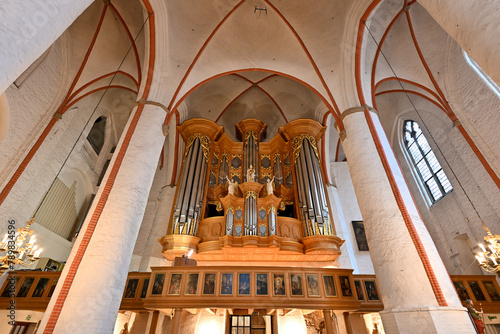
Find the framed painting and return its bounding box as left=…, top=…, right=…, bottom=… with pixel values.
left=167, top=273, right=182, bottom=295
left=221, top=273, right=233, bottom=295
left=290, top=274, right=303, bottom=296
left=203, top=273, right=216, bottom=295
left=364, top=281, right=380, bottom=301
left=17, top=277, right=35, bottom=298
left=151, top=273, right=165, bottom=295
left=453, top=281, right=470, bottom=302
left=47, top=278, right=58, bottom=298
left=140, top=279, right=150, bottom=298
left=306, top=274, right=321, bottom=297
left=238, top=273, right=251, bottom=295
left=1, top=277, right=17, bottom=298
left=273, top=274, right=285, bottom=296
left=323, top=275, right=337, bottom=297
left=124, top=278, right=139, bottom=299
left=256, top=273, right=268, bottom=296
left=354, top=280, right=364, bottom=301
left=339, top=276, right=353, bottom=297
left=469, top=281, right=486, bottom=301
left=483, top=281, right=500, bottom=301
left=32, top=278, right=50, bottom=298
left=352, top=221, right=369, bottom=251
left=185, top=273, right=199, bottom=295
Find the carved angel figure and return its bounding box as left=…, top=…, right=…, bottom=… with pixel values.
left=226, top=176, right=238, bottom=195
left=266, top=176, right=275, bottom=195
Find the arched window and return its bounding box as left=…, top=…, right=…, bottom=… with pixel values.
left=403, top=120, right=452, bottom=202
left=87, top=116, right=106, bottom=155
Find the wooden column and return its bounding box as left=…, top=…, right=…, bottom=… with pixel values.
left=323, top=310, right=337, bottom=334
left=343, top=312, right=353, bottom=334
left=170, top=309, right=183, bottom=333
left=148, top=311, right=159, bottom=334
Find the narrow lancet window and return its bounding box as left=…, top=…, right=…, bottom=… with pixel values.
left=404, top=120, right=452, bottom=202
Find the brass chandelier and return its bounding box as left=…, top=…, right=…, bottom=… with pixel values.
left=475, top=222, right=500, bottom=273
left=0, top=218, right=43, bottom=272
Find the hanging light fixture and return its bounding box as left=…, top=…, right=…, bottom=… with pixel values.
left=475, top=222, right=500, bottom=273
left=0, top=218, right=43, bottom=273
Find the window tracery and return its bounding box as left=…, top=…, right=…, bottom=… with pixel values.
left=403, top=120, right=452, bottom=202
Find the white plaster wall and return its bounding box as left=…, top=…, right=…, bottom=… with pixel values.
left=278, top=309, right=307, bottom=334
left=0, top=38, right=66, bottom=186
left=0, top=0, right=95, bottom=94
left=417, top=0, right=500, bottom=85
left=195, top=309, right=225, bottom=334
left=0, top=93, right=9, bottom=144
left=445, top=41, right=500, bottom=176
left=329, top=163, right=375, bottom=274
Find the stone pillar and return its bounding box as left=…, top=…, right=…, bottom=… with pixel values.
left=323, top=310, right=337, bottom=334
left=416, top=0, right=500, bottom=85
left=0, top=0, right=95, bottom=94
left=37, top=104, right=166, bottom=333
left=340, top=108, right=474, bottom=333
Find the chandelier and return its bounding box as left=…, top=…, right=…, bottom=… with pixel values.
left=475, top=222, right=500, bottom=273
left=0, top=218, right=43, bottom=272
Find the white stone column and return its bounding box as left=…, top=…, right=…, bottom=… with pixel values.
left=340, top=108, right=474, bottom=333
left=416, top=0, right=500, bottom=85
left=0, top=0, right=94, bottom=94
left=37, top=104, right=166, bottom=334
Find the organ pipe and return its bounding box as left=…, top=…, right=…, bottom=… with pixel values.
left=171, top=134, right=210, bottom=236
left=293, top=135, right=331, bottom=236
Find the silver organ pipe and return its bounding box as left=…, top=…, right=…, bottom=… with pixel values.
left=294, top=136, right=330, bottom=236
left=268, top=206, right=276, bottom=236
left=273, top=155, right=283, bottom=186
left=303, top=140, right=323, bottom=225
left=171, top=136, right=209, bottom=236
left=171, top=137, right=195, bottom=233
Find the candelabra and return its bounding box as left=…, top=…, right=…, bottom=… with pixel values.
left=0, top=218, right=43, bottom=272
left=475, top=222, right=500, bottom=273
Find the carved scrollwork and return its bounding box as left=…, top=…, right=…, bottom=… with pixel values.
left=292, top=134, right=319, bottom=162
left=185, top=134, right=211, bottom=162
left=244, top=130, right=258, bottom=146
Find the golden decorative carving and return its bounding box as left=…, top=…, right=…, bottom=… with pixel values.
left=267, top=206, right=277, bottom=214
left=244, top=130, right=259, bottom=146
left=184, top=134, right=211, bottom=162
left=261, top=172, right=272, bottom=179
left=245, top=191, right=257, bottom=200
left=208, top=200, right=223, bottom=212
left=292, top=134, right=319, bottom=162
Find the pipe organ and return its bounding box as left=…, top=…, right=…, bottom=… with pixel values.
left=171, top=134, right=210, bottom=236
left=159, top=118, right=344, bottom=262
